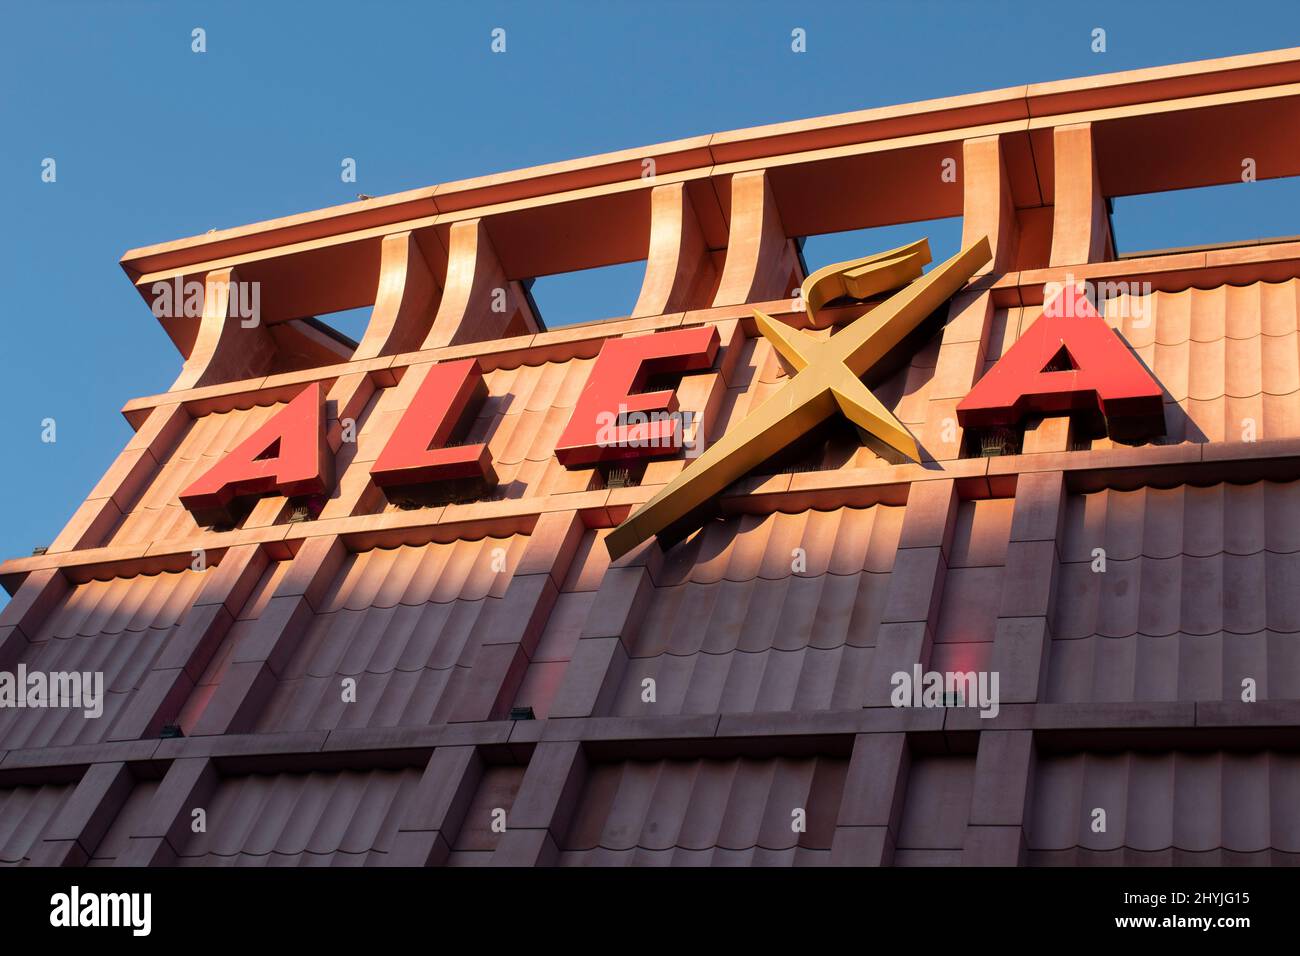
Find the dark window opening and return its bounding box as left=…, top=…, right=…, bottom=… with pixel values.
left=594, top=459, right=647, bottom=490
left=1041, top=346, right=1077, bottom=373
left=526, top=259, right=647, bottom=328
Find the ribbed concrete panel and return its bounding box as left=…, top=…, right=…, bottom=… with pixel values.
left=110, top=402, right=287, bottom=545
left=1050, top=481, right=1300, bottom=702
left=1028, top=751, right=1300, bottom=863
left=251, top=536, right=528, bottom=733
left=0, top=568, right=207, bottom=748
left=556, top=755, right=847, bottom=866
left=175, top=768, right=422, bottom=866
left=608, top=507, right=903, bottom=716
left=1107, top=279, right=1300, bottom=443
left=0, top=782, right=77, bottom=866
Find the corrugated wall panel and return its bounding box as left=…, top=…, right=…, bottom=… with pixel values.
left=1050, top=481, right=1300, bottom=702
left=251, top=536, right=528, bottom=734
left=0, top=782, right=77, bottom=866
left=608, top=506, right=902, bottom=717
left=1028, top=751, right=1300, bottom=863
left=1107, top=279, right=1300, bottom=443
left=176, top=768, right=422, bottom=866
left=556, top=755, right=846, bottom=866
left=0, top=568, right=207, bottom=748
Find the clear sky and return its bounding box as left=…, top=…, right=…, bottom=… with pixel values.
left=2, top=0, right=1298, bottom=603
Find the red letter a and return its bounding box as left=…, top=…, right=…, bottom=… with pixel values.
left=180, top=383, right=332, bottom=525
left=956, top=286, right=1164, bottom=437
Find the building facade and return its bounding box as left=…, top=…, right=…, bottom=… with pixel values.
left=3, top=48, right=1300, bottom=866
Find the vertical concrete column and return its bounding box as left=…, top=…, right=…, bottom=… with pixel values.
left=390, top=746, right=485, bottom=866
left=711, top=170, right=802, bottom=307
left=972, top=463, right=1071, bottom=868
left=116, top=756, right=219, bottom=866
left=0, top=567, right=68, bottom=672
left=28, top=761, right=136, bottom=866
left=863, top=479, right=957, bottom=705
left=961, top=134, right=1020, bottom=275
left=354, top=231, right=441, bottom=360
left=491, top=741, right=587, bottom=866
left=450, top=511, right=585, bottom=723
left=111, top=543, right=270, bottom=740
left=423, top=219, right=538, bottom=349
left=632, top=182, right=718, bottom=317
left=547, top=536, right=663, bottom=719
left=989, top=469, right=1067, bottom=703
left=962, top=730, right=1036, bottom=865
left=920, top=291, right=997, bottom=462
left=312, top=370, right=383, bottom=521
left=172, top=267, right=277, bottom=391
left=1049, top=123, right=1113, bottom=267
left=830, top=733, right=910, bottom=865
left=48, top=403, right=190, bottom=553
left=189, top=534, right=347, bottom=735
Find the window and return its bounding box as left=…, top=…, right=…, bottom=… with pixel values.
left=525, top=259, right=647, bottom=328
left=1111, top=177, right=1300, bottom=256
left=800, top=216, right=963, bottom=276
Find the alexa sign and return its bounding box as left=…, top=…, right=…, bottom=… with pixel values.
left=179, top=237, right=1164, bottom=556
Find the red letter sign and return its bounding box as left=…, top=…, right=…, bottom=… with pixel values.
left=555, top=325, right=719, bottom=466
left=371, top=359, right=496, bottom=488
left=180, top=383, right=332, bottom=525
left=956, top=286, right=1164, bottom=436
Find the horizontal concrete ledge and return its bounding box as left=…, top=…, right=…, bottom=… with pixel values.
left=990, top=239, right=1300, bottom=306
left=2, top=702, right=1298, bottom=782
left=120, top=47, right=1300, bottom=280
left=6, top=436, right=1300, bottom=589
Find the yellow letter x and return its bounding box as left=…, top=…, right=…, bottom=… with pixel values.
left=605, top=235, right=991, bottom=560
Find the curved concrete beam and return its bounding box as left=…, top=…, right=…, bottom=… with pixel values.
left=711, top=170, right=803, bottom=307
left=962, top=135, right=1020, bottom=275
left=632, top=182, right=718, bottom=317
left=172, top=268, right=276, bottom=391
left=353, top=231, right=441, bottom=360
left=423, top=219, right=538, bottom=350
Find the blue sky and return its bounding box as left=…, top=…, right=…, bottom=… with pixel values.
left=1, top=0, right=1298, bottom=600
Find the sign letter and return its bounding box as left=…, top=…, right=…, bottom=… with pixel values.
left=180, top=383, right=332, bottom=525
left=371, top=359, right=496, bottom=488
left=956, top=286, right=1164, bottom=437
left=555, top=325, right=719, bottom=466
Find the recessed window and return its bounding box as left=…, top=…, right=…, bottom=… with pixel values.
left=314, top=305, right=372, bottom=345
left=800, top=216, right=963, bottom=277
left=1112, top=177, right=1300, bottom=256
left=526, top=260, right=647, bottom=328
